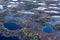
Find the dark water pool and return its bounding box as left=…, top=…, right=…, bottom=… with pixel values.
left=42, top=26, right=53, bottom=33
left=4, top=22, right=23, bottom=30
left=0, top=36, right=19, bottom=40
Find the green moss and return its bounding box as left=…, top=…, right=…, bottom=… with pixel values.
left=21, top=30, right=41, bottom=40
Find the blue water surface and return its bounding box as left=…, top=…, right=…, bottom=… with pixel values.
left=4, top=22, right=23, bottom=30
left=42, top=26, right=53, bottom=33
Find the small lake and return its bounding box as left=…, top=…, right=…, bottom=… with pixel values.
left=4, top=22, right=23, bottom=30
left=42, top=26, right=53, bottom=33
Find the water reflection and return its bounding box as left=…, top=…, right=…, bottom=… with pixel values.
left=48, top=21, right=60, bottom=25
left=48, top=21, right=56, bottom=25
